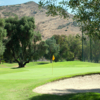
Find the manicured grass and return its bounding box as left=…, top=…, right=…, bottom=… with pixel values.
left=0, top=61, right=100, bottom=100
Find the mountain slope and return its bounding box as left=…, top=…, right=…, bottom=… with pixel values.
left=0, top=1, right=81, bottom=40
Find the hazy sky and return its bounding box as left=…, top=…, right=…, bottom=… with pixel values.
left=0, top=0, right=73, bottom=14
left=0, top=0, right=40, bottom=5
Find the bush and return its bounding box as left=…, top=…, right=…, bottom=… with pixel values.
left=33, top=11, right=37, bottom=14
left=67, top=52, right=74, bottom=61
left=0, top=6, right=5, bottom=10
left=2, top=12, right=17, bottom=17
left=57, top=22, right=71, bottom=29
left=72, top=21, right=78, bottom=27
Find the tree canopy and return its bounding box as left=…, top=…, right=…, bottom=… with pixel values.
left=0, top=18, right=7, bottom=56
left=4, top=16, right=48, bottom=67
left=53, top=35, right=82, bottom=61
left=44, top=36, right=60, bottom=62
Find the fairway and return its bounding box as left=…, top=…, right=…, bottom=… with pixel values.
left=0, top=61, right=100, bottom=100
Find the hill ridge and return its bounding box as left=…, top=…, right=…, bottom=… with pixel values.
left=0, top=1, right=81, bottom=40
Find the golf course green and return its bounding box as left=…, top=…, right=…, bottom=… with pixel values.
left=0, top=61, right=100, bottom=100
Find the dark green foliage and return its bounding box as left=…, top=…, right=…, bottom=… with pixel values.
left=44, top=37, right=60, bottom=62
left=30, top=93, right=100, bottom=100
left=0, top=55, right=4, bottom=63
left=83, top=36, right=100, bottom=63
left=4, top=16, right=47, bottom=67
left=0, top=18, right=7, bottom=56
left=31, top=41, right=48, bottom=61
left=53, top=35, right=82, bottom=61
left=69, top=0, right=100, bottom=38
left=53, top=35, right=69, bottom=61
left=39, top=1, right=69, bottom=18
left=0, top=42, right=5, bottom=56
left=67, top=35, right=82, bottom=60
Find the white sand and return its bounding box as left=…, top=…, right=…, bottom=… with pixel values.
left=33, top=74, right=100, bottom=95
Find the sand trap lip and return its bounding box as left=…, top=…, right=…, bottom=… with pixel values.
left=33, top=74, right=100, bottom=95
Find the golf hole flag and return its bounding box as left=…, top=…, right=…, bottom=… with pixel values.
left=52, top=55, right=55, bottom=61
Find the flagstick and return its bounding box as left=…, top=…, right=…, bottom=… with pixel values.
left=52, top=61, right=53, bottom=74
left=52, top=55, right=55, bottom=75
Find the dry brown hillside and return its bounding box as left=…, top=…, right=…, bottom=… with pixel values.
left=0, top=1, right=82, bottom=40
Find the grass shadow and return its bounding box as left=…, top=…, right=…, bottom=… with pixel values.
left=29, top=92, right=100, bottom=100
left=37, top=62, right=49, bottom=65
left=11, top=67, right=19, bottom=69
left=11, top=67, right=25, bottom=69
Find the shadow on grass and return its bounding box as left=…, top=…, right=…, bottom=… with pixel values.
left=37, top=62, right=49, bottom=65
left=11, top=67, right=25, bottom=69
left=11, top=67, right=19, bottom=69
left=29, top=92, right=100, bottom=100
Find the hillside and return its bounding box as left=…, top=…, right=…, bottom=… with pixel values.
left=0, top=1, right=81, bottom=40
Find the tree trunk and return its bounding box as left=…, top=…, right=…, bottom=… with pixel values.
left=18, top=62, right=25, bottom=68
left=18, top=60, right=29, bottom=68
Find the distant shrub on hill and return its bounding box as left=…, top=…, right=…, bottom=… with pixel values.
left=72, top=21, right=78, bottom=27
left=2, top=12, right=17, bottom=17
left=57, top=21, right=78, bottom=29
left=0, top=6, right=5, bottom=10
left=33, top=11, right=37, bottom=14
left=57, top=22, right=71, bottom=29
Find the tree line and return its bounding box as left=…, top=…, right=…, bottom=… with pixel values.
left=0, top=16, right=82, bottom=67
left=45, top=34, right=82, bottom=62
left=1, top=16, right=99, bottom=68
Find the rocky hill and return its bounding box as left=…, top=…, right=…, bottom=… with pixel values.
left=0, top=1, right=81, bottom=40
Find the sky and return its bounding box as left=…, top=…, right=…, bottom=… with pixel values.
left=0, top=0, right=73, bottom=14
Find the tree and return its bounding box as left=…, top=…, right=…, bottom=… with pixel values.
left=53, top=35, right=82, bottom=61
left=32, top=41, right=48, bottom=61
left=4, top=16, right=47, bottom=67
left=39, top=0, right=100, bottom=38
left=83, top=37, right=100, bottom=63
left=92, top=39, right=100, bottom=63
left=53, top=35, right=70, bottom=61
left=44, top=37, right=60, bottom=63
left=0, top=18, right=7, bottom=64
left=66, top=35, right=82, bottom=60
left=0, top=18, right=7, bottom=56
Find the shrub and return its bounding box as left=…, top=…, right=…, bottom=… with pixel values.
left=2, top=12, right=17, bottom=17
left=0, top=6, right=5, bottom=10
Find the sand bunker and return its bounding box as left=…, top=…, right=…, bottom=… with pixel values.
left=33, top=74, right=100, bottom=95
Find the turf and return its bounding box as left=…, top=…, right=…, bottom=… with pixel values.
left=0, top=61, right=100, bottom=100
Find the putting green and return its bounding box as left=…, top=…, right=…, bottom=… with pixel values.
left=0, top=61, right=100, bottom=100
left=0, top=67, right=100, bottom=80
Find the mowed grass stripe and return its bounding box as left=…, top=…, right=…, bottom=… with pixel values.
left=0, top=67, right=100, bottom=80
